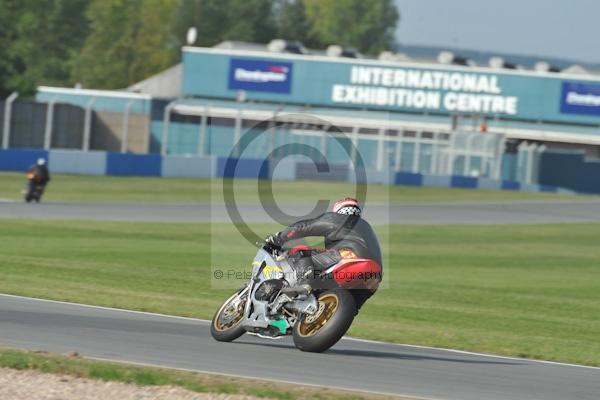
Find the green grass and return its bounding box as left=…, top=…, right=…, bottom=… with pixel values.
left=0, top=348, right=396, bottom=400
left=0, top=172, right=583, bottom=203
left=1, top=219, right=599, bottom=366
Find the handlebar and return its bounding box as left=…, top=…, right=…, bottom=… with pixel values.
left=255, top=240, right=283, bottom=256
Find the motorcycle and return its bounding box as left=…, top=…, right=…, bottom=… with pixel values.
left=210, top=242, right=382, bottom=352
left=23, top=172, right=46, bottom=203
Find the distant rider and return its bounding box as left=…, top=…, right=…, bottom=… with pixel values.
left=26, top=158, right=51, bottom=191
left=265, top=198, right=382, bottom=310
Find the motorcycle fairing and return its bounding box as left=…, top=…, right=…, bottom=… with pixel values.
left=242, top=247, right=302, bottom=330
left=323, top=258, right=382, bottom=290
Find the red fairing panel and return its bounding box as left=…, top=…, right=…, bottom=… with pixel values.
left=329, top=259, right=382, bottom=289
left=289, top=245, right=312, bottom=255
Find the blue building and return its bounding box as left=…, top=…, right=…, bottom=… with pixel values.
left=2, top=40, right=600, bottom=192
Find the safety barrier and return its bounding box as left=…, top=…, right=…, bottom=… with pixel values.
left=392, top=171, right=566, bottom=193
left=217, top=157, right=269, bottom=179
left=539, top=151, right=600, bottom=194
left=162, top=155, right=214, bottom=178
left=49, top=149, right=106, bottom=175
left=0, top=148, right=573, bottom=194
left=0, top=149, right=49, bottom=171
left=395, top=172, right=423, bottom=186
left=106, top=153, right=162, bottom=176
left=450, top=175, right=478, bottom=189
left=295, top=162, right=349, bottom=182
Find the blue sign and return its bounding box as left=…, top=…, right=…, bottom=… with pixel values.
left=228, top=58, right=293, bottom=94
left=560, top=82, right=600, bottom=116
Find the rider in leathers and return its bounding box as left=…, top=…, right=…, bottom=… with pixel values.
left=266, top=198, right=382, bottom=310
left=27, top=158, right=51, bottom=186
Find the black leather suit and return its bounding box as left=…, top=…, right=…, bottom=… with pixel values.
left=273, top=212, right=382, bottom=309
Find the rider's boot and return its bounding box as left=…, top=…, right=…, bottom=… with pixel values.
left=280, top=283, right=311, bottom=297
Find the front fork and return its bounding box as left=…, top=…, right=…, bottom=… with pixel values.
left=241, top=281, right=254, bottom=319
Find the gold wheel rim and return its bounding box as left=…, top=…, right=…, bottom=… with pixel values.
left=297, top=293, right=339, bottom=337
left=214, top=292, right=246, bottom=332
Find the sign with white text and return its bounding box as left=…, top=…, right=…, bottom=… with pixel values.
left=228, top=58, right=293, bottom=94
left=331, top=66, right=518, bottom=115
left=560, top=82, right=600, bottom=116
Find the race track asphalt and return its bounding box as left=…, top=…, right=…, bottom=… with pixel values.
left=2, top=201, right=600, bottom=398
left=2, top=200, right=600, bottom=224
left=0, top=295, right=599, bottom=400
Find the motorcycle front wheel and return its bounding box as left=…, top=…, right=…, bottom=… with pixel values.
left=210, top=288, right=247, bottom=342
left=292, top=289, right=356, bottom=353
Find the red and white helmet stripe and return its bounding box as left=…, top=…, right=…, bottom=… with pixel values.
left=332, top=198, right=361, bottom=215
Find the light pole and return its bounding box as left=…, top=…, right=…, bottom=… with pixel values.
left=2, top=92, right=19, bottom=149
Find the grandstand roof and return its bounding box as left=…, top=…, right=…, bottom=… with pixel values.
left=212, top=40, right=600, bottom=77
left=127, top=63, right=182, bottom=97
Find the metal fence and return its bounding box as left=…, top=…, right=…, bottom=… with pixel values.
left=165, top=105, right=508, bottom=179
left=1, top=94, right=149, bottom=153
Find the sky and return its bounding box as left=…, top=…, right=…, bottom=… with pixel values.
left=394, top=0, right=600, bottom=64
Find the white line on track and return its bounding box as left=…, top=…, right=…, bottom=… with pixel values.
left=0, top=293, right=208, bottom=324
left=342, top=337, right=600, bottom=371
left=2, top=293, right=599, bottom=371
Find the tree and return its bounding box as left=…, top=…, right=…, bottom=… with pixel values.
left=0, top=1, right=18, bottom=97
left=172, top=0, right=276, bottom=48
left=223, top=0, right=276, bottom=44
left=273, top=0, right=320, bottom=48
left=72, top=0, right=179, bottom=89
left=0, top=0, right=91, bottom=97
left=74, top=0, right=279, bottom=89
left=0, top=0, right=401, bottom=94
left=303, top=0, right=399, bottom=54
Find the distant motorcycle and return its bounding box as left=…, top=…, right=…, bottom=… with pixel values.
left=23, top=158, right=50, bottom=203
left=23, top=171, right=46, bottom=203
left=210, top=241, right=382, bottom=352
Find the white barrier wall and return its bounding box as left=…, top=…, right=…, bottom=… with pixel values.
left=49, top=150, right=107, bottom=175
left=161, top=155, right=215, bottom=178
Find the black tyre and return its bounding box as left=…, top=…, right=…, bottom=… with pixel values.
left=210, top=289, right=247, bottom=342
left=292, top=289, right=356, bottom=353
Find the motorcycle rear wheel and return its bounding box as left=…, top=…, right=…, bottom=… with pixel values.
left=292, top=289, right=356, bottom=353
left=210, top=288, right=247, bottom=342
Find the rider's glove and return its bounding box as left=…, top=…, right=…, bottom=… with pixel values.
left=265, top=233, right=282, bottom=247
